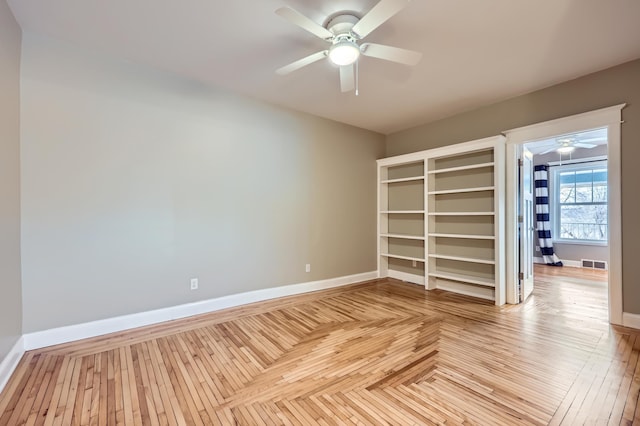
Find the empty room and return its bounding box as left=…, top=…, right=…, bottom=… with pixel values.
left=1, top=0, right=640, bottom=424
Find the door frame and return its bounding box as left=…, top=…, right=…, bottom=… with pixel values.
left=503, top=104, right=625, bottom=325
left=518, top=145, right=534, bottom=302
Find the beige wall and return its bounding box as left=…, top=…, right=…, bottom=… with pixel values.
left=0, top=1, right=22, bottom=361
left=387, top=58, right=640, bottom=314
left=20, top=34, right=385, bottom=333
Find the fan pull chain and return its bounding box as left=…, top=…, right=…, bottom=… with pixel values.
left=355, top=60, right=359, bottom=96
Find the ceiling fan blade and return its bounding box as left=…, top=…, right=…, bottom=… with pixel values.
left=276, top=50, right=328, bottom=75
left=360, top=43, right=422, bottom=66
left=577, top=137, right=606, bottom=143
left=340, top=64, right=355, bottom=92
left=539, top=147, right=559, bottom=155
left=275, top=7, right=334, bottom=40
left=351, top=0, right=410, bottom=39
left=574, top=143, right=597, bottom=149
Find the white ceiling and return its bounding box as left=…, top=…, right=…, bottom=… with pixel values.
left=526, top=127, right=608, bottom=155
left=7, top=0, right=640, bottom=134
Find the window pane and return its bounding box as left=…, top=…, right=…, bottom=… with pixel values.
left=592, top=169, right=607, bottom=202
left=560, top=205, right=608, bottom=241
left=559, top=171, right=575, bottom=203
left=593, top=182, right=607, bottom=202
left=592, top=169, right=607, bottom=183
left=574, top=170, right=592, bottom=202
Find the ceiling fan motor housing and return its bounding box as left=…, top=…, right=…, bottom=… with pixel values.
left=327, top=14, right=360, bottom=38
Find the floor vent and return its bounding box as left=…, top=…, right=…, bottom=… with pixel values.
left=581, top=259, right=608, bottom=270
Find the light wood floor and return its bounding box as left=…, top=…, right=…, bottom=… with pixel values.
left=1, top=265, right=638, bottom=425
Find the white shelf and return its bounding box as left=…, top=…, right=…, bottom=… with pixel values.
left=428, top=162, right=494, bottom=175
left=381, top=210, right=426, bottom=214
left=381, top=176, right=425, bottom=184
left=434, top=279, right=496, bottom=300
left=428, top=186, right=495, bottom=195
left=381, top=253, right=425, bottom=262
left=428, top=254, right=495, bottom=265
left=381, top=233, right=425, bottom=241
left=428, top=233, right=495, bottom=240
left=428, top=271, right=495, bottom=288
left=428, top=211, right=494, bottom=216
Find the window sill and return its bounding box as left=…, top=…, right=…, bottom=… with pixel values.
left=553, top=239, right=608, bottom=247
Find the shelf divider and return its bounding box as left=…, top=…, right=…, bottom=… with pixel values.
left=428, top=161, right=494, bottom=175
left=381, top=233, right=425, bottom=241
left=428, top=233, right=494, bottom=240
left=428, top=271, right=495, bottom=287
left=381, top=176, right=425, bottom=184
left=428, top=253, right=495, bottom=265
left=381, top=210, right=426, bottom=214
left=381, top=253, right=425, bottom=262
left=428, top=211, right=494, bottom=216
left=428, top=186, right=495, bottom=195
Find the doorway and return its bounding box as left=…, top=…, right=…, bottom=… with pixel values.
left=503, top=104, right=624, bottom=325
left=519, top=128, right=608, bottom=302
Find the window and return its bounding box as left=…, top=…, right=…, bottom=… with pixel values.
left=552, top=160, right=607, bottom=243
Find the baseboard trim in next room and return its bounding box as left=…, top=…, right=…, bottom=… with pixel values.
left=533, top=257, right=582, bottom=268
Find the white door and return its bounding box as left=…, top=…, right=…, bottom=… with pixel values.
left=519, top=146, right=535, bottom=301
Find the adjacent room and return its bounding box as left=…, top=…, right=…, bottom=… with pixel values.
left=1, top=0, right=640, bottom=424
left=522, top=129, right=611, bottom=312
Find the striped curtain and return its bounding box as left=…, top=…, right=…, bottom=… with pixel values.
left=534, top=165, right=563, bottom=266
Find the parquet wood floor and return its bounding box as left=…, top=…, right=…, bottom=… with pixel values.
left=1, top=265, right=638, bottom=425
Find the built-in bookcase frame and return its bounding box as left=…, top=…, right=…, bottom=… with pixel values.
left=377, top=136, right=506, bottom=305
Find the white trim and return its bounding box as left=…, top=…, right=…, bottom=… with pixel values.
left=505, top=142, right=518, bottom=304
left=547, top=155, right=607, bottom=167
left=533, top=257, right=582, bottom=268
left=622, top=312, right=640, bottom=330
left=434, top=279, right=495, bottom=301
left=0, top=336, right=25, bottom=395
left=607, top=107, right=624, bottom=325
left=23, top=271, right=377, bottom=351
left=504, top=104, right=625, bottom=325
left=387, top=269, right=425, bottom=286
left=377, top=135, right=503, bottom=166
left=503, top=104, right=625, bottom=142
left=553, top=239, right=607, bottom=247
left=494, top=140, right=506, bottom=305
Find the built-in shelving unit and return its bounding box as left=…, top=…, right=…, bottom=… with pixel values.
left=377, top=157, right=426, bottom=286
left=377, top=136, right=505, bottom=305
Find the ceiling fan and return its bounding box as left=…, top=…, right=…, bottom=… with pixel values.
left=275, top=0, right=422, bottom=93
left=539, top=137, right=599, bottom=155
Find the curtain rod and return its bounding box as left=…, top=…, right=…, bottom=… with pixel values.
left=546, top=155, right=607, bottom=167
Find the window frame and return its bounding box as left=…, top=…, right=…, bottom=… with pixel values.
left=551, top=159, right=608, bottom=246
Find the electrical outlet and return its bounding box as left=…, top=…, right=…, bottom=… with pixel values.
left=412, top=260, right=417, bottom=267
left=536, top=246, right=541, bottom=252
left=190, top=278, right=198, bottom=290
left=305, top=264, right=311, bottom=273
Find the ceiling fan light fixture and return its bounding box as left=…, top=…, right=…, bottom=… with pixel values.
left=557, top=146, right=575, bottom=154
left=329, top=39, right=360, bottom=66
left=275, top=1, right=421, bottom=91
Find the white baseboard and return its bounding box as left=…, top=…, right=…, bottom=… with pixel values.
left=622, top=312, right=640, bottom=330
left=434, top=279, right=495, bottom=301
left=23, top=271, right=377, bottom=351
left=533, top=257, right=581, bottom=268
left=387, top=270, right=425, bottom=286
left=0, top=336, right=25, bottom=395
